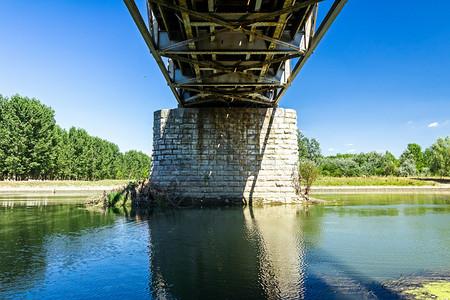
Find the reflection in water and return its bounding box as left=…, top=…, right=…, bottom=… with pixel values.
left=147, top=206, right=323, bottom=299
left=147, top=207, right=266, bottom=299
left=0, top=193, right=449, bottom=299
left=243, top=206, right=306, bottom=299
left=0, top=200, right=118, bottom=297
left=2, top=200, right=49, bottom=207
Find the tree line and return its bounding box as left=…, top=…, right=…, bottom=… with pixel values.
left=298, top=131, right=450, bottom=177
left=0, top=94, right=151, bottom=181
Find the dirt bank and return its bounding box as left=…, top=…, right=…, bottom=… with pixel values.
left=0, top=180, right=127, bottom=194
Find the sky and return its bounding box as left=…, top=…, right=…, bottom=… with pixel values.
left=0, top=0, right=449, bottom=158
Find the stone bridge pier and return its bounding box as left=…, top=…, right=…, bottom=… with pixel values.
left=150, top=108, right=300, bottom=204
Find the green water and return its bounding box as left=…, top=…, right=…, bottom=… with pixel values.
left=0, top=193, right=449, bottom=299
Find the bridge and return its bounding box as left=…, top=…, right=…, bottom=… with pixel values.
left=124, top=0, right=347, bottom=203
left=125, top=0, right=346, bottom=107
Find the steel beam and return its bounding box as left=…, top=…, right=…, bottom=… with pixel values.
left=126, top=0, right=345, bottom=107
left=274, top=0, right=348, bottom=105
left=159, top=50, right=300, bottom=55
left=123, top=0, right=183, bottom=106
left=148, top=0, right=317, bottom=50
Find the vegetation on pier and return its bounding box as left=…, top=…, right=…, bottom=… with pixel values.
left=86, top=179, right=187, bottom=208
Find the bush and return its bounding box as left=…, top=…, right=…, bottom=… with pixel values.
left=298, top=159, right=319, bottom=199
left=384, top=163, right=400, bottom=176
left=420, top=167, right=431, bottom=177
left=399, top=158, right=417, bottom=177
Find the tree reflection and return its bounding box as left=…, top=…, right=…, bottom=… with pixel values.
left=0, top=198, right=117, bottom=296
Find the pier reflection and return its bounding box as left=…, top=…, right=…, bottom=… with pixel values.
left=146, top=205, right=323, bottom=299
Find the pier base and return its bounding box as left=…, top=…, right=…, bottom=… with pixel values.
left=150, top=108, right=300, bottom=204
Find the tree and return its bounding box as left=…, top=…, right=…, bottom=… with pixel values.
left=399, top=159, right=417, bottom=177
left=383, top=151, right=397, bottom=164
left=398, top=149, right=417, bottom=176
left=384, top=163, right=400, bottom=176
left=298, top=159, right=319, bottom=200
left=429, top=136, right=450, bottom=176
left=298, top=131, right=321, bottom=161
left=399, top=149, right=414, bottom=163
left=120, top=150, right=152, bottom=180
left=0, top=94, right=153, bottom=181
left=0, top=94, right=57, bottom=180
left=423, top=148, right=433, bottom=170
left=407, top=143, right=425, bottom=171
left=54, top=126, right=72, bottom=179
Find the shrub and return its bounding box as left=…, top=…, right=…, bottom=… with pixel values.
left=399, top=158, right=417, bottom=177
left=298, top=159, right=319, bottom=200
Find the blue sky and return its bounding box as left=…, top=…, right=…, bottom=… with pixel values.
left=0, top=0, right=448, bottom=157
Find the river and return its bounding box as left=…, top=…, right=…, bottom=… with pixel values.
left=0, top=193, right=449, bottom=299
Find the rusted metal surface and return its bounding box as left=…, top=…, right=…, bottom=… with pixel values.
left=124, top=0, right=347, bottom=107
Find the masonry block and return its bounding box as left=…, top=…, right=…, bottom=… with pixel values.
left=150, top=108, right=300, bottom=204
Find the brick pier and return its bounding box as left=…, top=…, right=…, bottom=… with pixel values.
left=150, top=108, right=300, bottom=204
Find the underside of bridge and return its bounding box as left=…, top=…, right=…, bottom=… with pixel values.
left=125, top=0, right=347, bottom=203
left=125, top=0, right=347, bottom=107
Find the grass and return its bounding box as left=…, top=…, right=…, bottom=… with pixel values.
left=313, top=176, right=446, bottom=186
left=0, top=179, right=130, bottom=189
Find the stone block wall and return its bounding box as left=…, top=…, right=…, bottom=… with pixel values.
left=151, top=108, right=300, bottom=204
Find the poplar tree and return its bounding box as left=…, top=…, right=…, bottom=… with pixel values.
left=0, top=95, right=57, bottom=180
left=0, top=94, right=151, bottom=180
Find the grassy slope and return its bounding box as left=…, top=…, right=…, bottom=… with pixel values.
left=313, top=176, right=448, bottom=186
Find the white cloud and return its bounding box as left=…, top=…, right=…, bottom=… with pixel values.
left=328, top=148, right=337, bottom=151
left=406, top=121, right=415, bottom=129
left=345, top=143, right=354, bottom=146
left=347, top=149, right=356, bottom=153
left=428, top=122, right=439, bottom=127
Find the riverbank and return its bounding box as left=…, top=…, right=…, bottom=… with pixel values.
left=314, top=176, right=449, bottom=186
left=311, top=185, right=450, bottom=194
left=310, top=176, right=450, bottom=194
left=0, top=180, right=129, bottom=193
left=1, top=179, right=449, bottom=195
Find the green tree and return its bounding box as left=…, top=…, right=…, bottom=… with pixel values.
left=0, top=94, right=57, bottom=180
left=298, top=131, right=321, bottom=161
left=399, top=149, right=414, bottom=163
left=407, top=143, right=425, bottom=171
left=384, top=163, right=400, bottom=176
left=0, top=94, right=153, bottom=181
left=423, top=147, right=433, bottom=169
left=429, top=136, right=450, bottom=176
left=398, top=149, right=417, bottom=176
left=120, top=150, right=152, bottom=180
left=399, top=158, right=417, bottom=177
left=383, top=151, right=397, bottom=164
left=54, top=127, right=76, bottom=180
left=298, top=159, right=319, bottom=200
